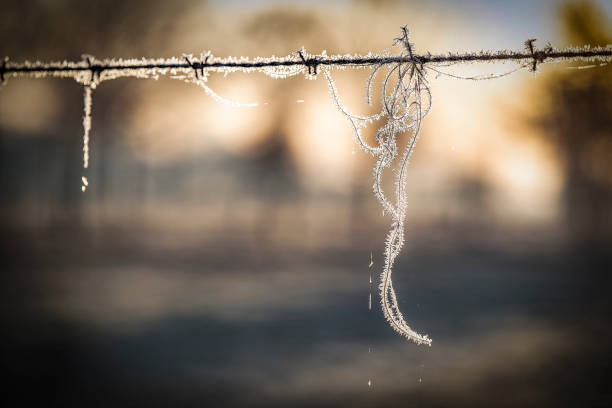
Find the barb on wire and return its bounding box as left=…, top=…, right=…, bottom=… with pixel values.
left=297, top=48, right=320, bottom=76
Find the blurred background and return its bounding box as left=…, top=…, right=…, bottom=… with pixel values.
left=1, top=0, right=611, bottom=406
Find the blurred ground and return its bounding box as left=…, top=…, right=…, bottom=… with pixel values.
left=1, top=0, right=611, bottom=407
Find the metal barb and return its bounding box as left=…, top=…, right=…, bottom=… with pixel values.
left=296, top=49, right=319, bottom=75
left=297, top=49, right=310, bottom=75
left=201, top=54, right=210, bottom=77
left=525, top=39, right=540, bottom=72
left=185, top=56, right=198, bottom=79
left=184, top=55, right=200, bottom=80
left=84, top=55, right=101, bottom=85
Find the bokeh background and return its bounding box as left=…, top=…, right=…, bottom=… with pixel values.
left=1, top=0, right=611, bottom=406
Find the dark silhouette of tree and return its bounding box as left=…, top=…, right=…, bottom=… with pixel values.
left=538, top=0, right=612, bottom=250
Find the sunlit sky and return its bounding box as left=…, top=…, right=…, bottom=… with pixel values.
left=214, top=0, right=612, bottom=45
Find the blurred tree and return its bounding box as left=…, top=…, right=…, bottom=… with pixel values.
left=0, top=0, right=203, bottom=58
left=538, top=0, right=612, bottom=250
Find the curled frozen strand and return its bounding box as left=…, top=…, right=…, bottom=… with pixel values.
left=365, top=64, right=383, bottom=106
left=373, top=156, right=399, bottom=220
left=323, top=70, right=385, bottom=123
left=325, top=27, right=433, bottom=344
left=425, top=63, right=529, bottom=81
left=377, top=30, right=432, bottom=344
left=323, top=70, right=383, bottom=155
left=169, top=73, right=258, bottom=107
left=189, top=77, right=258, bottom=107
left=379, top=225, right=432, bottom=346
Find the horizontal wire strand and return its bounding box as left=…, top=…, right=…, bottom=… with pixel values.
left=2, top=47, right=611, bottom=76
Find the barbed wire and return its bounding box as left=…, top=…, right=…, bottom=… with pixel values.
left=2, top=43, right=611, bottom=82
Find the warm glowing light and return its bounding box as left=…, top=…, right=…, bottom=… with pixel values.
left=127, top=78, right=274, bottom=162
left=284, top=86, right=355, bottom=192
left=0, top=80, right=59, bottom=134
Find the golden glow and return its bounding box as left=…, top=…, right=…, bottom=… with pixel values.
left=0, top=80, right=59, bottom=134
left=284, top=85, right=356, bottom=193
left=126, top=77, right=274, bottom=162
left=423, top=74, right=563, bottom=220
